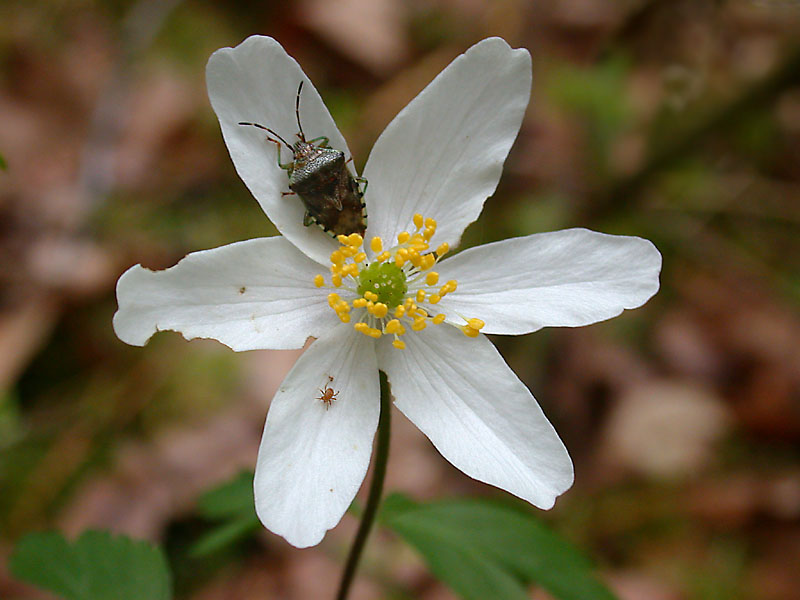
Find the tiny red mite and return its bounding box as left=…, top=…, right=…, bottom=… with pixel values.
left=316, top=376, right=339, bottom=410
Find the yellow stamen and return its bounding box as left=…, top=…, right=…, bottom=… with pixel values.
left=416, top=289, right=426, bottom=302
left=354, top=252, right=367, bottom=263
left=314, top=274, right=325, bottom=287
left=394, top=305, right=405, bottom=318
left=433, top=314, right=446, bottom=325
left=328, top=293, right=341, bottom=307
left=429, top=294, right=441, bottom=304
left=384, top=319, right=402, bottom=334
left=332, top=274, right=342, bottom=287
left=425, top=272, right=439, bottom=286
left=347, top=233, right=363, bottom=247
left=371, top=303, right=388, bottom=318
left=397, top=231, right=410, bottom=244
left=392, top=339, right=406, bottom=350
left=467, top=318, right=485, bottom=330
left=461, top=325, right=480, bottom=338
left=364, top=291, right=378, bottom=302
left=370, top=236, right=383, bottom=253
left=413, top=213, right=424, bottom=229
left=412, top=319, right=426, bottom=331
left=339, top=313, right=351, bottom=323
left=436, top=242, right=449, bottom=256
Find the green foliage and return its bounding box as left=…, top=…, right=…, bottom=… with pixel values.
left=0, top=151, right=6, bottom=171
left=9, top=530, right=172, bottom=600
left=381, top=494, right=617, bottom=600
left=191, top=470, right=259, bottom=557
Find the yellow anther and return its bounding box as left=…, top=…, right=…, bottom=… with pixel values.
left=353, top=298, right=368, bottom=308
left=328, top=293, right=341, bottom=307
left=364, top=291, right=378, bottom=302
left=314, top=274, right=325, bottom=287
left=397, top=231, right=410, bottom=244
left=395, top=254, right=407, bottom=268
left=422, top=254, right=436, bottom=270
left=370, top=236, right=383, bottom=253
left=354, top=252, right=367, bottom=263
left=394, top=305, right=405, bottom=318
left=384, top=319, right=402, bottom=334
left=413, top=214, right=424, bottom=229
left=367, top=327, right=382, bottom=339
left=337, top=234, right=349, bottom=245
left=332, top=274, right=342, bottom=287
left=439, top=284, right=451, bottom=297
left=423, top=227, right=435, bottom=241
left=436, top=242, right=449, bottom=256
left=340, top=246, right=356, bottom=257
left=366, top=301, right=374, bottom=310
left=409, top=253, right=423, bottom=268
left=433, top=313, right=446, bottom=325
left=412, top=319, right=427, bottom=331
left=425, top=217, right=437, bottom=228
left=467, top=318, right=485, bottom=330
left=415, top=308, right=428, bottom=317
left=330, top=250, right=344, bottom=264
left=339, top=313, right=351, bottom=323
left=335, top=300, right=351, bottom=313
left=425, top=272, right=439, bottom=286
left=429, top=294, right=441, bottom=304
left=461, top=325, right=480, bottom=338
left=392, top=339, right=406, bottom=350
left=354, top=322, right=369, bottom=334
left=397, top=324, right=407, bottom=335
left=347, top=233, right=363, bottom=247
left=447, top=280, right=457, bottom=291
left=372, top=303, right=389, bottom=318
left=416, top=289, right=426, bottom=302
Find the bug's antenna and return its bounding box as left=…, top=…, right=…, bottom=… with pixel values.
left=237, top=122, right=293, bottom=150
left=295, top=81, right=305, bottom=140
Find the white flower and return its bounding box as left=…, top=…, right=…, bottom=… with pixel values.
left=113, top=36, right=662, bottom=548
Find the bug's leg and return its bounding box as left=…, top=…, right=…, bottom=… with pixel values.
left=307, top=136, right=330, bottom=147
left=355, top=176, right=369, bottom=195
left=264, top=137, right=294, bottom=172
left=303, top=211, right=315, bottom=227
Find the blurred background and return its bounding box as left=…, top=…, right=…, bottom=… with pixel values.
left=1, top=0, right=799, bottom=598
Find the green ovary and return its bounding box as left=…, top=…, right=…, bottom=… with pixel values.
left=357, top=262, right=407, bottom=308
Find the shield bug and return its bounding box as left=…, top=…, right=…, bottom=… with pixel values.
left=316, top=376, right=339, bottom=410
left=238, top=82, right=367, bottom=237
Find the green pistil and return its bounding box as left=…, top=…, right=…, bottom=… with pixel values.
left=357, top=262, right=407, bottom=308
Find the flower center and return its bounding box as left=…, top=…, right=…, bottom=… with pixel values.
left=313, top=214, right=485, bottom=349
left=356, top=262, right=407, bottom=308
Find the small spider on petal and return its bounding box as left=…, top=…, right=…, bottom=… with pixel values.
left=113, top=36, right=662, bottom=549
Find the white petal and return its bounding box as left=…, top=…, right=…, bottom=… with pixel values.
left=207, top=35, right=353, bottom=265
left=363, top=37, right=531, bottom=248
left=435, top=229, right=662, bottom=335
left=113, top=237, right=337, bottom=351
left=377, top=326, right=573, bottom=509
left=254, top=324, right=379, bottom=547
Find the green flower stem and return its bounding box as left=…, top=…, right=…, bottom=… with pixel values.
left=336, top=370, right=392, bottom=600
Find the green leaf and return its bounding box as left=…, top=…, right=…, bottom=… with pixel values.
left=197, top=470, right=254, bottom=519
left=381, top=495, right=617, bottom=600
left=191, top=470, right=259, bottom=556
left=0, top=152, right=6, bottom=171
left=9, top=530, right=172, bottom=600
